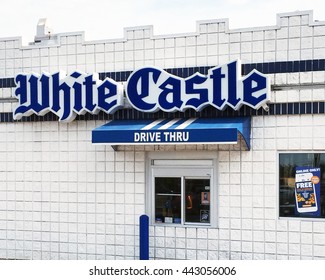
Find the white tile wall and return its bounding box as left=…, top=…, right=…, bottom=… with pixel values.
left=0, top=120, right=144, bottom=259
left=0, top=14, right=324, bottom=110
left=2, top=115, right=324, bottom=260
left=0, top=11, right=324, bottom=77
left=1, top=10, right=325, bottom=260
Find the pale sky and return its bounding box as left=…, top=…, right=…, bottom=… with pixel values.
left=1, top=0, right=325, bottom=45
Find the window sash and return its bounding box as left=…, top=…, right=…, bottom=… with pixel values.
left=152, top=166, right=213, bottom=226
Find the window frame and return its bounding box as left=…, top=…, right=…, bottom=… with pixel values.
left=146, top=151, right=218, bottom=228
left=278, top=151, right=325, bottom=221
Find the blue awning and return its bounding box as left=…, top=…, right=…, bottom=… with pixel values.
left=92, top=117, right=251, bottom=150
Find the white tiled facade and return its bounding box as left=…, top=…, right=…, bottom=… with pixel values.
left=0, top=10, right=325, bottom=260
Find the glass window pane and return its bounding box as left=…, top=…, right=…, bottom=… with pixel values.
left=155, top=177, right=181, bottom=224
left=185, top=178, right=210, bottom=223
left=279, top=153, right=325, bottom=218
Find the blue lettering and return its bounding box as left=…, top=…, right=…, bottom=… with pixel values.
left=39, top=74, right=50, bottom=114
left=227, top=61, right=241, bottom=109
left=13, top=61, right=269, bottom=122
left=84, top=75, right=97, bottom=112
left=29, top=75, right=41, bottom=112
left=98, top=79, right=118, bottom=112
left=127, top=67, right=161, bottom=111
left=14, top=74, right=29, bottom=116
left=13, top=71, right=123, bottom=122
left=185, top=74, right=208, bottom=110
left=51, top=72, right=72, bottom=121
left=242, top=71, right=268, bottom=107
left=209, top=67, right=226, bottom=108
left=71, top=72, right=83, bottom=113
left=52, top=73, right=67, bottom=112
left=158, top=76, right=182, bottom=111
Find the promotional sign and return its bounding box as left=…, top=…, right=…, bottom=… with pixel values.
left=13, top=60, right=270, bottom=122
left=295, top=167, right=321, bottom=216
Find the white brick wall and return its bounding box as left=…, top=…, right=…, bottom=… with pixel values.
left=0, top=10, right=325, bottom=260
left=2, top=115, right=324, bottom=259
left=0, top=120, right=146, bottom=260
left=0, top=12, right=324, bottom=111
left=0, top=11, right=324, bottom=77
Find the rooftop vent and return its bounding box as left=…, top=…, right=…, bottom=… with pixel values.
left=33, top=18, right=57, bottom=44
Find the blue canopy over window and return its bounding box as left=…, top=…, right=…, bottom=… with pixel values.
left=92, top=117, right=251, bottom=150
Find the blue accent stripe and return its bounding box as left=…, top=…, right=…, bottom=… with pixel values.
left=2, top=101, right=324, bottom=123
left=92, top=117, right=251, bottom=150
